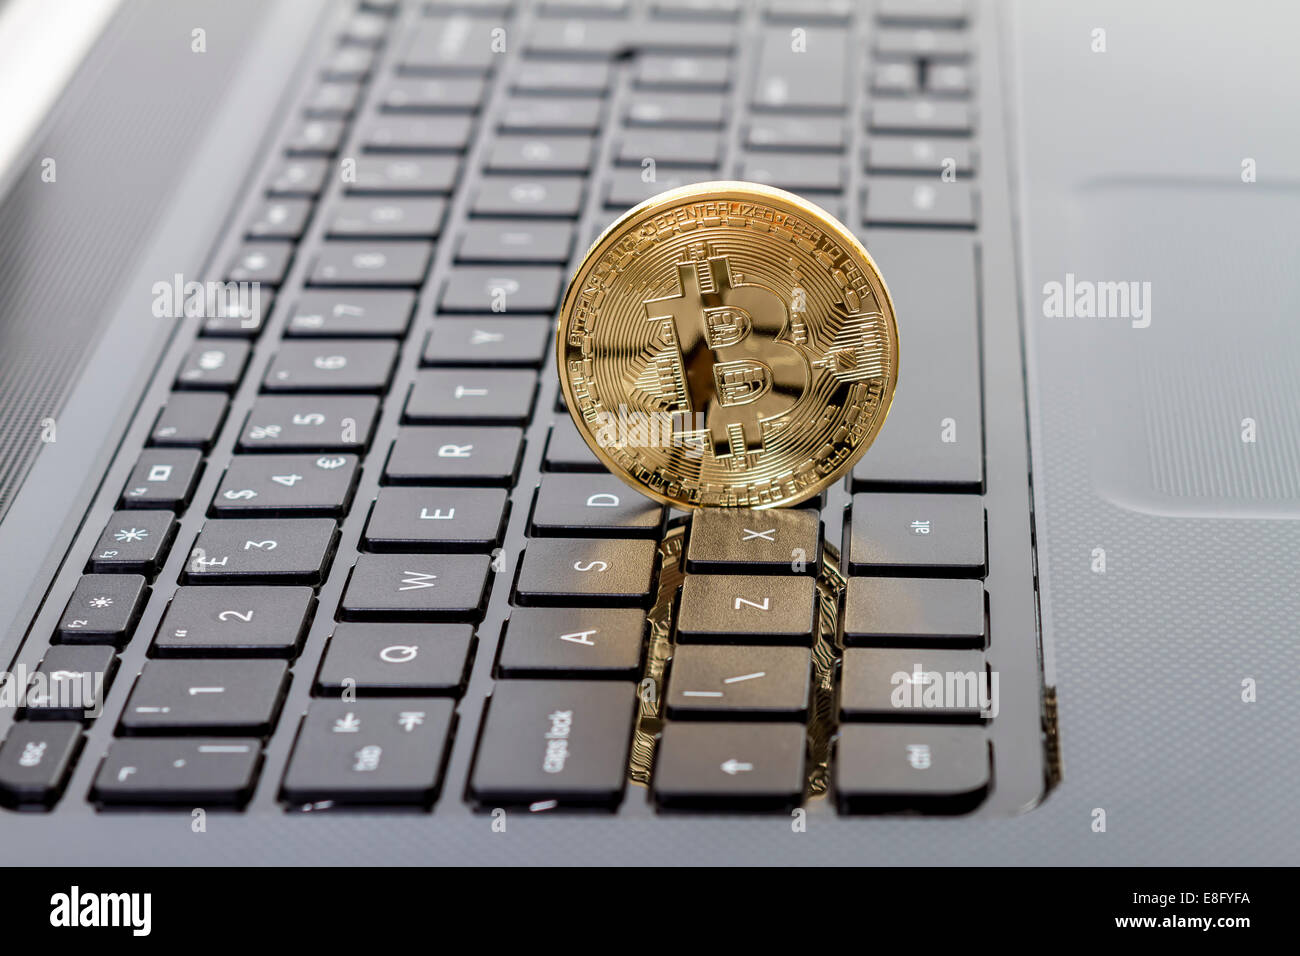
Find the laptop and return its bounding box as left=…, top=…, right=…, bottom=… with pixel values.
left=0, top=0, right=1294, bottom=867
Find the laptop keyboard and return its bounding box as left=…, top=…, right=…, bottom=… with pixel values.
left=0, top=0, right=1029, bottom=817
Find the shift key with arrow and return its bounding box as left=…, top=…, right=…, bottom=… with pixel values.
left=652, top=722, right=807, bottom=811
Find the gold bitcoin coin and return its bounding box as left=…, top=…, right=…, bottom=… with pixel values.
left=557, top=181, right=899, bottom=509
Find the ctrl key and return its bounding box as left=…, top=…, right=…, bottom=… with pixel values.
left=469, top=680, right=637, bottom=810
left=0, top=722, right=82, bottom=807
left=93, top=739, right=262, bottom=806
left=834, top=725, right=989, bottom=814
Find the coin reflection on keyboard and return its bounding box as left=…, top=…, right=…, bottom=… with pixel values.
left=556, top=181, right=899, bottom=509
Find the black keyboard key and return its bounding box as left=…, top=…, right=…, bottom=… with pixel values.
left=865, top=179, right=976, bottom=228
left=340, top=553, right=491, bottom=621
left=665, top=645, right=811, bottom=720
left=866, top=137, right=975, bottom=176
left=383, top=425, right=523, bottom=485
left=513, top=61, right=611, bottom=95
left=499, top=97, right=604, bottom=134
left=175, top=340, right=250, bottom=390
left=675, top=575, right=817, bottom=645
left=870, top=99, right=973, bottom=135
left=472, top=177, right=585, bottom=218
left=872, top=61, right=919, bottom=96
left=439, top=265, right=563, bottom=312
left=877, top=0, right=969, bottom=27
left=840, top=648, right=990, bottom=722
left=364, top=486, right=508, bottom=551
left=486, top=136, right=594, bottom=174
left=842, top=577, right=985, bottom=648
left=685, top=508, right=820, bottom=575
left=746, top=115, right=846, bottom=151
left=835, top=725, right=989, bottom=813
left=753, top=26, right=847, bottom=111
left=185, top=518, right=338, bottom=584
left=287, top=290, right=415, bottom=338
left=456, top=221, right=575, bottom=263
left=497, top=607, right=646, bottom=679
left=89, top=510, right=176, bottom=574
left=23, top=645, right=117, bottom=720
left=469, top=680, right=636, bottom=809
left=213, top=453, right=360, bottom=516
left=652, top=721, right=806, bottom=810
left=359, top=114, right=474, bottom=152
left=543, top=418, right=604, bottom=472
left=635, top=54, right=730, bottom=91
left=0, top=722, right=82, bottom=806
left=266, top=157, right=329, bottom=197
left=93, top=738, right=262, bottom=806
left=616, top=129, right=722, bottom=166
left=349, top=156, right=460, bottom=194
left=324, top=44, right=376, bottom=81
left=846, top=493, right=985, bottom=576
left=875, top=27, right=971, bottom=61
left=514, top=538, right=658, bottom=607
left=120, top=659, right=289, bottom=734
left=227, top=242, right=294, bottom=284
left=263, top=340, right=399, bottom=392
left=530, top=474, right=665, bottom=537
left=286, top=117, right=346, bottom=155
left=56, top=575, right=147, bottom=646
left=153, top=586, right=315, bottom=657
left=119, top=448, right=202, bottom=509
left=626, top=92, right=726, bottom=128
left=926, top=63, right=973, bottom=97
left=742, top=153, right=844, bottom=192
left=149, top=393, right=228, bottom=449
left=200, top=289, right=274, bottom=337
left=246, top=197, right=313, bottom=240
left=304, top=81, right=362, bottom=118
left=380, top=76, right=486, bottom=112
left=315, top=623, right=474, bottom=696
left=422, top=317, right=552, bottom=366
left=238, top=395, right=379, bottom=451
left=400, top=15, right=499, bottom=74
left=405, top=369, right=537, bottom=424
left=310, top=241, right=433, bottom=286
left=281, top=699, right=456, bottom=805
left=605, top=168, right=714, bottom=208
left=328, top=197, right=446, bottom=239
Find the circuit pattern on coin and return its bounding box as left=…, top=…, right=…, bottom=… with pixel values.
left=558, top=182, right=898, bottom=509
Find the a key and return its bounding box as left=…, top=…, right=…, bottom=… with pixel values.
left=742, top=154, right=844, bottom=192
left=840, top=648, right=990, bottom=721
left=875, top=27, right=971, bottom=61
left=513, top=538, right=658, bottom=607
left=286, top=290, right=415, bottom=338
left=497, top=607, right=646, bottom=678
left=842, top=577, right=985, bottom=648
left=340, top=553, right=492, bottom=621
left=175, top=340, right=250, bottom=390
left=851, top=233, right=982, bottom=490
left=405, top=369, right=537, bottom=424
left=746, top=116, right=846, bottom=151
left=213, top=453, right=360, bottom=516
left=310, top=241, right=433, bottom=286
left=347, top=156, right=460, bottom=194
left=486, top=137, right=594, bottom=175
left=153, top=586, right=315, bottom=657
left=499, top=97, right=604, bottom=134
left=55, top=574, right=147, bottom=646
left=530, top=474, right=665, bottom=538
left=456, top=222, right=575, bottom=263
left=469, top=680, right=636, bottom=808
left=246, top=197, right=313, bottom=240
left=120, top=448, right=202, bottom=509
left=281, top=699, right=456, bottom=805
left=439, top=265, right=563, bottom=312
left=120, top=659, right=289, bottom=734
left=616, top=129, right=721, bottom=166
left=227, top=242, right=294, bottom=285
left=675, top=575, right=817, bottom=645
left=513, top=61, right=611, bottom=95
left=753, top=26, right=847, bottom=111
left=380, top=76, right=485, bottom=112
left=635, top=54, right=730, bottom=91
left=834, top=724, right=989, bottom=813
left=149, top=393, right=228, bottom=449
left=383, top=425, right=523, bottom=485
left=866, top=137, right=975, bottom=176
left=873, top=61, right=920, bottom=96
left=543, top=418, right=604, bottom=471
left=0, top=722, right=82, bottom=806
left=286, top=117, right=346, bottom=155
left=315, top=623, right=474, bottom=696
left=327, top=198, right=446, bottom=239
left=665, top=645, right=811, bottom=720
left=422, top=317, right=552, bottom=366
left=865, top=179, right=976, bottom=228
left=400, top=15, right=499, bottom=74
left=93, top=738, right=262, bottom=805
left=263, top=340, right=399, bottom=392
left=870, top=99, right=973, bottom=134
left=304, top=81, right=362, bottom=118
left=686, top=507, right=820, bottom=575
left=360, top=114, right=474, bottom=154
left=23, top=646, right=117, bottom=720
left=363, top=486, right=509, bottom=551
left=184, top=518, right=338, bottom=584
left=625, top=92, right=726, bottom=128
left=88, top=510, right=175, bottom=574
left=239, top=395, right=379, bottom=452
left=266, top=157, right=329, bottom=197
left=652, top=722, right=806, bottom=810
left=472, top=177, right=585, bottom=218
left=846, top=493, right=985, bottom=576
